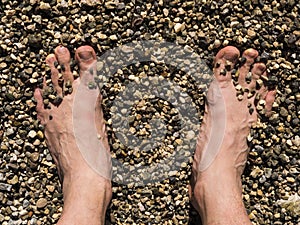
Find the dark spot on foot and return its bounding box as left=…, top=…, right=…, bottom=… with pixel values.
left=49, top=115, right=53, bottom=120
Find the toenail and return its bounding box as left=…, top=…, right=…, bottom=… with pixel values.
left=78, top=51, right=93, bottom=61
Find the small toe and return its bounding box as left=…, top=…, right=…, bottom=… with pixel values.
left=213, top=46, right=240, bottom=84
left=238, top=49, right=259, bottom=87
left=34, top=88, right=44, bottom=113
left=265, top=90, right=276, bottom=115
left=248, top=62, right=267, bottom=90
left=54, top=46, right=74, bottom=83
left=46, top=54, right=63, bottom=96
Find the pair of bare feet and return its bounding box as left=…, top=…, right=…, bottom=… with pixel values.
left=34, top=45, right=276, bottom=225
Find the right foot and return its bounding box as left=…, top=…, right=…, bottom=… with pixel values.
left=190, top=46, right=276, bottom=225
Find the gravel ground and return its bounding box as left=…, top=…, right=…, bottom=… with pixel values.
left=0, top=0, right=299, bottom=224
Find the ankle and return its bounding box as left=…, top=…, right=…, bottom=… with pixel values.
left=192, top=176, right=251, bottom=225
left=60, top=173, right=111, bottom=225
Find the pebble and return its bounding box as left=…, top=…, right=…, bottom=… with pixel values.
left=36, top=198, right=47, bottom=209
left=0, top=0, right=299, bottom=224
left=174, top=23, right=185, bottom=33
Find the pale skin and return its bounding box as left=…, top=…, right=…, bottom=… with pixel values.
left=34, top=45, right=276, bottom=225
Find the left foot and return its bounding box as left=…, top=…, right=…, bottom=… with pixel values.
left=34, top=46, right=111, bottom=225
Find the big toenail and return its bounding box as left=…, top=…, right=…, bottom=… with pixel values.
left=78, top=51, right=93, bottom=60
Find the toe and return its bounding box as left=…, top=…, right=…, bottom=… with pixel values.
left=75, top=45, right=97, bottom=84
left=238, top=49, right=259, bottom=87
left=34, top=88, right=47, bottom=124
left=34, top=88, right=44, bottom=113
left=213, top=46, right=240, bottom=85
left=54, top=46, right=74, bottom=83
left=265, top=90, right=276, bottom=116
left=46, top=54, right=63, bottom=96
left=248, top=62, right=266, bottom=90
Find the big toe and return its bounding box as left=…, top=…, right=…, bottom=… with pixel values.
left=75, top=45, right=97, bottom=72
left=213, top=46, right=240, bottom=85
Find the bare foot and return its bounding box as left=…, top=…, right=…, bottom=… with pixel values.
left=34, top=46, right=111, bottom=225
left=190, top=46, right=276, bottom=225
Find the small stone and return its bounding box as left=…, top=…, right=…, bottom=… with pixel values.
left=36, top=198, right=47, bottom=209
left=109, top=34, right=118, bottom=41
left=28, top=130, right=37, bottom=138
left=247, top=29, right=256, bottom=38
left=163, top=8, right=169, bottom=17
left=96, top=33, right=107, bottom=40
left=36, top=130, right=44, bottom=139
left=0, top=183, right=12, bottom=191
left=30, top=152, right=40, bottom=162
left=174, top=23, right=185, bottom=33
left=39, top=1, right=51, bottom=10
left=286, top=177, right=295, bottom=183
left=8, top=175, right=18, bottom=185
